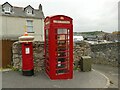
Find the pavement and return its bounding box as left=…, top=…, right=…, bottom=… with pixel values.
left=1, top=69, right=110, bottom=88
left=92, top=64, right=119, bottom=88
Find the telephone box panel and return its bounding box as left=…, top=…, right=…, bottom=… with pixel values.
left=44, top=15, right=73, bottom=80
left=21, top=42, right=34, bottom=76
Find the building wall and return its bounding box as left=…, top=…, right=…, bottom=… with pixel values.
left=1, top=15, right=44, bottom=41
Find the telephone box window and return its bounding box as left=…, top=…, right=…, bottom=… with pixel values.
left=57, top=29, right=67, bottom=34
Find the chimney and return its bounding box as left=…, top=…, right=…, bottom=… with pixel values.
left=39, top=4, right=42, bottom=11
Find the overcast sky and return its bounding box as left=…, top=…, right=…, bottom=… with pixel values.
left=0, top=0, right=119, bottom=33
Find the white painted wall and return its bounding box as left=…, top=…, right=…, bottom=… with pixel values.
left=1, top=15, right=44, bottom=41
left=0, top=14, right=2, bottom=39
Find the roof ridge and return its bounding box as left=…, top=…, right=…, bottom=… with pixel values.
left=0, top=2, right=45, bottom=19
left=13, top=6, right=39, bottom=10
left=0, top=3, right=38, bottom=10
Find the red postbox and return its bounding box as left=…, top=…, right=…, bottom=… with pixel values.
left=44, top=15, right=73, bottom=80
left=19, top=33, right=34, bottom=76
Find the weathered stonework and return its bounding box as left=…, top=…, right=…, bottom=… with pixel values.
left=73, top=41, right=91, bottom=65
left=12, top=41, right=44, bottom=72
left=12, top=42, right=22, bottom=69
left=12, top=41, right=119, bottom=72
left=90, top=42, right=119, bottom=67
left=33, top=41, right=44, bottom=72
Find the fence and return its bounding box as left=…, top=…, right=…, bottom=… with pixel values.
left=0, top=39, right=16, bottom=68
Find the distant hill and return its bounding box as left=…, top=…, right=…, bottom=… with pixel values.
left=74, top=31, right=108, bottom=36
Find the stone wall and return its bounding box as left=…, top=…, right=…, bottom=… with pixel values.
left=90, top=42, right=119, bottom=66
left=12, top=41, right=91, bottom=72
left=12, top=41, right=119, bottom=72
left=12, top=42, right=22, bottom=70
left=12, top=41, right=44, bottom=72
left=73, top=42, right=91, bottom=66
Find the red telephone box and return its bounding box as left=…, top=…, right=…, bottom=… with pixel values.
left=21, top=42, right=34, bottom=76
left=44, top=15, right=73, bottom=80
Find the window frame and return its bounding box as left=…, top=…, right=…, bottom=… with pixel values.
left=26, top=9, right=33, bottom=15
left=26, top=20, right=34, bottom=33
left=4, top=7, right=11, bottom=13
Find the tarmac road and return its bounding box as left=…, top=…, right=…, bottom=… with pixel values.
left=2, top=69, right=108, bottom=88
left=92, top=64, right=119, bottom=88
left=2, top=64, right=118, bottom=88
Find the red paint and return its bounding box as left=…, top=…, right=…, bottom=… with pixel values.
left=21, top=42, right=34, bottom=71
left=44, top=15, right=73, bottom=80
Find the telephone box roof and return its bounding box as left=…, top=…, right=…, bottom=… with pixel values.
left=45, top=15, right=73, bottom=21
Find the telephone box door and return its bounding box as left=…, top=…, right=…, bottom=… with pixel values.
left=55, top=28, right=70, bottom=75
left=44, top=15, right=73, bottom=80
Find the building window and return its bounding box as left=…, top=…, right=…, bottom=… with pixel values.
left=26, top=20, right=34, bottom=33
left=27, top=9, right=33, bottom=15
left=4, top=7, right=11, bottom=13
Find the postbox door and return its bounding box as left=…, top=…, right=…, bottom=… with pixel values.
left=55, top=28, right=70, bottom=75
left=22, top=43, right=33, bottom=70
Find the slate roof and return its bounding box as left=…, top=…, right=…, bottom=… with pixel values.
left=0, top=2, right=45, bottom=19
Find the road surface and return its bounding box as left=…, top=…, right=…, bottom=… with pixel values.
left=92, top=64, right=119, bottom=88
